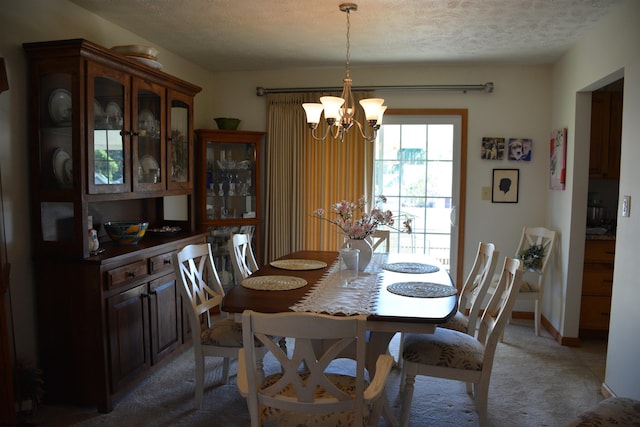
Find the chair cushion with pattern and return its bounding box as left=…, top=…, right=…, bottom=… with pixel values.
left=402, top=328, right=484, bottom=371
left=437, top=311, right=469, bottom=333
left=259, top=372, right=369, bottom=426
left=520, top=280, right=539, bottom=292
left=200, top=318, right=245, bottom=347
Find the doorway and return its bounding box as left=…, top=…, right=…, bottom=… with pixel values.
left=373, top=109, right=467, bottom=284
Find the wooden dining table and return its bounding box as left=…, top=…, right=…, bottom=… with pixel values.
left=222, top=250, right=458, bottom=373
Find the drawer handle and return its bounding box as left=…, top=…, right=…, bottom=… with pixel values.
left=141, top=293, right=148, bottom=299
left=149, top=289, right=157, bottom=296
left=163, top=259, right=172, bottom=265
left=127, top=271, right=136, bottom=278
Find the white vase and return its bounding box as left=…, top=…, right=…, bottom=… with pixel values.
left=342, top=238, right=373, bottom=272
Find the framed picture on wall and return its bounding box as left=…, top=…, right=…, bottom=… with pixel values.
left=492, top=169, right=519, bottom=203
left=507, top=138, right=532, bottom=161
left=481, top=137, right=505, bottom=160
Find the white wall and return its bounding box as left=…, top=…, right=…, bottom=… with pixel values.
left=551, top=0, right=640, bottom=398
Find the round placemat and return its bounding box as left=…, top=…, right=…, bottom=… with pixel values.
left=382, top=262, right=440, bottom=274
left=241, top=275, right=307, bottom=291
left=270, top=259, right=327, bottom=271
left=387, top=282, right=457, bottom=298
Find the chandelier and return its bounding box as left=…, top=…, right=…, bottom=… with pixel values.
left=302, top=3, right=387, bottom=143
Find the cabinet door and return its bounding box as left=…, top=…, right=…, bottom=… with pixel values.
left=88, top=61, right=131, bottom=194
left=167, top=90, right=194, bottom=191
left=133, top=78, right=165, bottom=192
left=148, top=273, right=182, bottom=364
left=107, top=284, right=150, bottom=392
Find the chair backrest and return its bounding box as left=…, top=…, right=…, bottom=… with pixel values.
left=172, top=243, right=224, bottom=337
left=477, top=257, right=523, bottom=359
left=515, top=226, right=557, bottom=274
left=459, top=242, right=499, bottom=334
left=228, top=233, right=259, bottom=282
left=368, top=229, right=390, bottom=253
left=240, top=310, right=368, bottom=425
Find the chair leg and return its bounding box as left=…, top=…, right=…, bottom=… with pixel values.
left=534, top=299, right=541, bottom=336
left=475, top=380, right=490, bottom=427
left=195, top=352, right=204, bottom=408
left=400, top=367, right=416, bottom=427
left=221, top=357, right=231, bottom=384
left=397, top=332, right=406, bottom=369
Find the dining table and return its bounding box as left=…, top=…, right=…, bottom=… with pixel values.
left=222, top=249, right=458, bottom=375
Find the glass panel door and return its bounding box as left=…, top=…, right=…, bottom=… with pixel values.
left=168, top=91, right=192, bottom=190
left=89, top=63, right=129, bottom=194
left=133, top=79, right=164, bottom=192
left=374, top=115, right=461, bottom=277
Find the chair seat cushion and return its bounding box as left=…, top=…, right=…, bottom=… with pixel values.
left=437, top=311, right=469, bottom=333
left=200, top=318, right=245, bottom=347
left=566, top=397, right=640, bottom=426
left=259, top=372, right=366, bottom=426
left=402, top=328, right=484, bottom=371
left=520, top=280, right=539, bottom=292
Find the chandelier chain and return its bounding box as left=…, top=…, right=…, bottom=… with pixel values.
left=345, top=7, right=351, bottom=77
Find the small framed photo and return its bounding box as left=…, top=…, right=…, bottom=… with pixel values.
left=492, top=169, right=519, bottom=203
left=481, top=137, right=505, bottom=160
left=507, top=138, right=532, bottom=161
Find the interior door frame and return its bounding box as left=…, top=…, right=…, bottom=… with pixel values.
left=384, top=109, right=467, bottom=286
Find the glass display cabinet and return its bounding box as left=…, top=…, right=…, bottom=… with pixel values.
left=195, top=129, right=265, bottom=288
left=23, top=39, right=204, bottom=413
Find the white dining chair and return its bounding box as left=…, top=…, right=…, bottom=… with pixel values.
left=227, top=233, right=259, bottom=284
left=513, top=226, right=557, bottom=336
left=399, top=256, right=523, bottom=427
left=173, top=243, right=267, bottom=408
left=238, top=310, right=394, bottom=427
left=396, top=242, right=498, bottom=369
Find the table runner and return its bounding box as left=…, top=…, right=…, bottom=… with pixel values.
left=290, top=253, right=389, bottom=315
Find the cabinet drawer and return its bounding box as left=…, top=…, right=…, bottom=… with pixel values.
left=582, top=263, right=614, bottom=296
left=107, top=260, right=148, bottom=290
left=584, top=240, right=615, bottom=263
left=580, top=295, right=611, bottom=330
left=149, top=251, right=175, bottom=274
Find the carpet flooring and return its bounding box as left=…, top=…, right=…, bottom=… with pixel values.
left=26, top=319, right=607, bottom=426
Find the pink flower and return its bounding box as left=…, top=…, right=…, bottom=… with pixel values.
left=313, top=195, right=411, bottom=240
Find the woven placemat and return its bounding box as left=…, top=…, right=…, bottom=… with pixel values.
left=382, top=262, right=440, bottom=274
left=387, top=282, right=457, bottom=298
left=241, top=275, right=307, bottom=291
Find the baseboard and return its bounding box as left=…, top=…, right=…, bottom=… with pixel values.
left=601, top=382, right=616, bottom=398
left=511, top=311, right=581, bottom=347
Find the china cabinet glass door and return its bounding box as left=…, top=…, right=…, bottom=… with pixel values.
left=133, top=79, right=164, bottom=192
left=88, top=62, right=129, bottom=194
left=167, top=90, right=193, bottom=191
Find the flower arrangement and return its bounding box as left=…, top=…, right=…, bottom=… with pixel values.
left=313, top=195, right=412, bottom=240
left=519, top=244, right=545, bottom=271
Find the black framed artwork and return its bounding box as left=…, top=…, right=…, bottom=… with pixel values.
left=492, top=169, right=519, bottom=203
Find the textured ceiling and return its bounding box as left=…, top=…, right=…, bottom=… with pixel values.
left=69, top=0, right=624, bottom=72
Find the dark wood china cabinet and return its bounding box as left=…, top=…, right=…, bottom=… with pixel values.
left=23, top=39, right=205, bottom=412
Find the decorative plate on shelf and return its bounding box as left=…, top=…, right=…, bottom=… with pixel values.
left=138, top=109, right=156, bottom=133
left=128, top=56, right=163, bottom=70
left=48, top=89, right=72, bottom=124
left=241, top=275, right=307, bottom=291
left=105, top=102, right=123, bottom=128
left=140, top=154, right=159, bottom=172
left=270, top=259, right=327, bottom=271
left=52, top=147, right=72, bottom=185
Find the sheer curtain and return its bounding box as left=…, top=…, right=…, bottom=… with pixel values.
left=264, top=91, right=374, bottom=262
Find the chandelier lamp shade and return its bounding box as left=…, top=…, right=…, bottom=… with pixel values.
left=302, top=3, right=386, bottom=143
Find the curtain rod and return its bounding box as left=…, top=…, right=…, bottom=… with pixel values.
left=256, top=82, right=493, bottom=96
